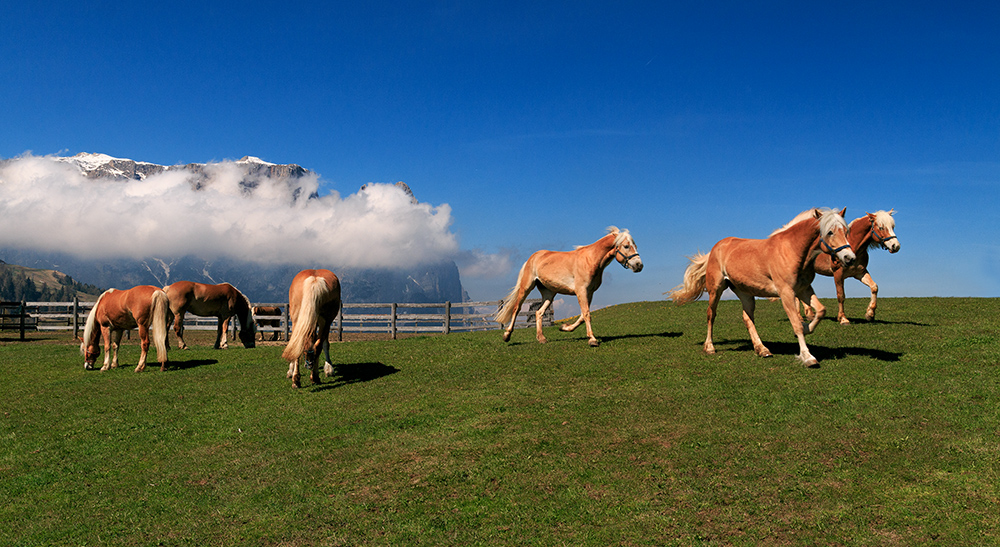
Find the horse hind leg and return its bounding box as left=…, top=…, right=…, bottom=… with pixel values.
left=834, top=272, right=850, bottom=325
left=217, top=317, right=230, bottom=349
left=173, top=311, right=189, bottom=350
left=737, top=292, right=771, bottom=358
left=135, top=326, right=150, bottom=372
left=533, top=288, right=557, bottom=344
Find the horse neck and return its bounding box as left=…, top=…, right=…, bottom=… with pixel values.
left=585, top=234, right=619, bottom=269
left=772, top=218, right=823, bottom=267
left=849, top=216, right=875, bottom=253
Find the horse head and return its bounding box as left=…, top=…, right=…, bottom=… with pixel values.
left=816, top=208, right=856, bottom=267
left=611, top=228, right=643, bottom=272
left=236, top=295, right=257, bottom=348
left=867, top=210, right=900, bottom=253
left=81, top=342, right=100, bottom=370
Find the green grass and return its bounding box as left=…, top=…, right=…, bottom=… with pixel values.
left=2, top=297, right=999, bottom=546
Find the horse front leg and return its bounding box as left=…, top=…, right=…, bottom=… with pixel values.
left=217, top=317, right=230, bottom=349
left=573, top=289, right=599, bottom=347
left=737, top=292, right=771, bottom=358
left=860, top=271, right=878, bottom=321
left=100, top=327, right=114, bottom=371
left=782, top=291, right=818, bottom=366
left=834, top=270, right=850, bottom=325
left=135, top=326, right=150, bottom=372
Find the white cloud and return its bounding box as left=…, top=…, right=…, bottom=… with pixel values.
left=0, top=154, right=507, bottom=274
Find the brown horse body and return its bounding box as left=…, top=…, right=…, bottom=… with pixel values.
left=81, top=285, right=172, bottom=372
left=669, top=208, right=856, bottom=366
left=283, top=269, right=341, bottom=388
left=805, top=211, right=900, bottom=324
left=163, top=281, right=256, bottom=349
left=495, top=226, right=643, bottom=347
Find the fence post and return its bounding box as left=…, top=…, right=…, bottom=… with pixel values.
left=336, top=306, right=343, bottom=342
left=283, top=304, right=291, bottom=341
left=390, top=303, right=397, bottom=340
left=73, top=296, right=80, bottom=340
left=19, top=300, right=26, bottom=341
left=443, top=301, right=451, bottom=334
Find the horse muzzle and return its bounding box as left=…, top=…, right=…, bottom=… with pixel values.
left=628, top=257, right=643, bottom=273
left=837, top=249, right=856, bottom=267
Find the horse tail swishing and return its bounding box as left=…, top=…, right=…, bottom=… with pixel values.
left=150, top=289, right=170, bottom=367
left=667, top=252, right=710, bottom=305
left=282, top=269, right=341, bottom=388
left=494, top=263, right=530, bottom=328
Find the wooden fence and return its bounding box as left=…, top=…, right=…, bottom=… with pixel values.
left=14, top=298, right=553, bottom=342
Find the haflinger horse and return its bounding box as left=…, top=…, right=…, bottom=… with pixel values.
left=668, top=208, right=856, bottom=366
left=252, top=305, right=283, bottom=341
left=80, top=285, right=173, bottom=372
left=803, top=210, right=900, bottom=324
left=495, top=226, right=643, bottom=347
left=282, top=269, right=342, bottom=388
left=163, top=281, right=256, bottom=350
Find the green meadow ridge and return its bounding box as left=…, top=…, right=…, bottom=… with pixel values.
left=2, top=297, right=998, bottom=546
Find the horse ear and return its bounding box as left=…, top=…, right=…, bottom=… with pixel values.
left=813, top=209, right=823, bottom=219
left=838, top=207, right=846, bottom=217
left=888, top=208, right=895, bottom=216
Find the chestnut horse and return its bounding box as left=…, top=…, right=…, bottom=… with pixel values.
left=282, top=269, right=342, bottom=388
left=163, top=281, right=256, bottom=350
left=495, top=226, right=643, bottom=347
left=803, top=210, right=900, bottom=324
left=80, top=285, right=172, bottom=372
left=668, top=208, right=856, bottom=366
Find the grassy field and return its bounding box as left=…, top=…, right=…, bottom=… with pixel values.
left=2, top=297, right=998, bottom=546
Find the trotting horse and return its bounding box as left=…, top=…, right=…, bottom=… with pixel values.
left=81, top=285, right=172, bottom=372
left=163, top=281, right=256, bottom=349
left=803, top=210, right=900, bottom=324
left=668, top=208, right=856, bottom=366
left=282, top=269, right=342, bottom=388
left=495, top=226, right=643, bottom=347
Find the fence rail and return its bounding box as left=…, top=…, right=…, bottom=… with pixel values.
left=12, top=298, right=553, bottom=342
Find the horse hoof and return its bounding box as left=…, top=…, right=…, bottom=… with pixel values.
left=839, top=318, right=851, bottom=325
left=588, top=339, right=600, bottom=347
left=502, top=332, right=511, bottom=342
left=560, top=324, right=573, bottom=332
left=537, top=337, right=548, bottom=344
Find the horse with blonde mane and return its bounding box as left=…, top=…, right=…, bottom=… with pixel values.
left=80, top=285, right=173, bottom=372
left=803, top=210, right=900, bottom=324
left=282, top=269, right=341, bottom=388
left=668, top=208, right=856, bottom=366
left=163, top=281, right=256, bottom=350
left=495, top=226, right=643, bottom=347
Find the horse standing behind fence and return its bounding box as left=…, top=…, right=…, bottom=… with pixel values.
left=252, top=306, right=283, bottom=341
left=80, top=285, right=172, bottom=372
left=163, top=281, right=256, bottom=349
left=282, top=269, right=341, bottom=388
left=496, top=226, right=643, bottom=347
left=668, top=208, right=856, bottom=366
left=803, top=210, right=900, bottom=324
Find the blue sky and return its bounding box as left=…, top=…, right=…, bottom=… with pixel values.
left=2, top=2, right=998, bottom=318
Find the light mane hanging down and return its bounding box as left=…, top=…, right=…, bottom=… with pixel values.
left=770, top=208, right=849, bottom=237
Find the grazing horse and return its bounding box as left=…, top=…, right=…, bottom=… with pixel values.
left=495, top=226, right=643, bottom=347
left=252, top=306, right=283, bottom=341
left=163, top=281, right=256, bottom=350
left=803, top=210, right=901, bottom=324
left=80, top=285, right=172, bottom=372
left=282, top=269, right=342, bottom=388
left=668, top=208, right=856, bottom=366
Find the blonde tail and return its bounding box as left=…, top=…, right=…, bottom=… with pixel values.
left=282, top=277, right=324, bottom=362
left=667, top=253, right=710, bottom=305
left=494, top=283, right=522, bottom=327
left=150, top=289, right=170, bottom=364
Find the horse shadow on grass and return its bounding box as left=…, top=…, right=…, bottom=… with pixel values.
left=714, top=340, right=903, bottom=364
left=310, top=362, right=400, bottom=392
left=505, top=330, right=683, bottom=347
left=167, top=358, right=218, bottom=370
left=828, top=316, right=932, bottom=327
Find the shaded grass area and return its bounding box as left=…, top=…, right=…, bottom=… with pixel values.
left=1, top=297, right=998, bottom=545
